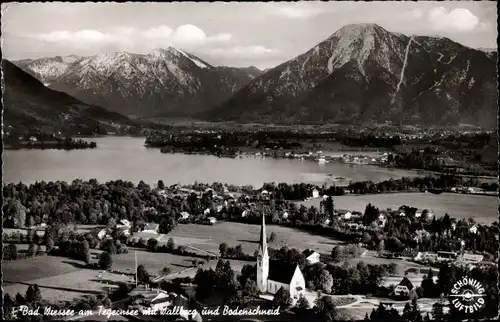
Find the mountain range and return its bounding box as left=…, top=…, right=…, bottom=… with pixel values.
left=14, top=48, right=262, bottom=117
left=9, top=23, right=498, bottom=127
left=203, top=24, right=498, bottom=127
left=2, top=59, right=130, bottom=135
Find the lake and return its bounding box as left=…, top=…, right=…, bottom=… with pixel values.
left=3, top=136, right=421, bottom=187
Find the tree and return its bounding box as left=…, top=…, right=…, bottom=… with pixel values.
left=273, top=287, right=291, bottom=307
left=243, top=279, right=260, bottom=298
left=25, top=285, right=35, bottom=303
left=3, top=245, right=12, bottom=261
left=147, top=238, right=158, bottom=252
left=82, top=240, right=91, bottom=263
left=157, top=180, right=165, bottom=190
left=317, top=269, right=333, bottom=293
left=324, top=196, right=334, bottom=216
left=296, top=294, right=310, bottom=309
left=363, top=203, right=379, bottom=226
left=167, top=238, right=175, bottom=250
left=3, top=294, right=14, bottom=320
left=160, top=267, right=171, bottom=276
left=98, top=251, right=112, bottom=270
left=15, top=293, right=26, bottom=306
left=219, top=243, right=228, bottom=257
left=421, top=269, right=437, bottom=298
left=268, top=232, right=277, bottom=243
left=8, top=244, right=18, bottom=260
left=137, top=265, right=150, bottom=285
left=27, top=243, right=36, bottom=257
left=32, top=285, right=42, bottom=304
left=331, top=246, right=344, bottom=262
left=431, top=299, right=445, bottom=320
left=377, top=239, right=385, bottom=255
left=315, top=296, right=338, bottom=322
left=46, top=237, right=54, bottom=253
left=101, top=239, right=117, bottom=255
left=107, top=217, right=117, bottom=229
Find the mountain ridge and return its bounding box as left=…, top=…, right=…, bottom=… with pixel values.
left=2, top=59, right=131, bottom=135
left=13, top=47, right=262, bottom=117
left=201, top=23, right=497, bottom=127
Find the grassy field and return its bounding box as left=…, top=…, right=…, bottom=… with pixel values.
left=168, top=221, right=343, bottom=256
left=3, top=252, right=129, bottom=302
left=3, top=268, right=131, bottom=302
left=112, top=248, right=205, bottom=275
left=3, top=255, right=83, bottom=285
left=300, top=192, right=498, bottom=224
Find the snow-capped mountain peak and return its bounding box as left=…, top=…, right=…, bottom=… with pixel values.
left=14, top=48, right=257, bottom=117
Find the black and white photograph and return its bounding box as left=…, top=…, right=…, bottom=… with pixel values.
left=1, top=1, right=498, bottom=321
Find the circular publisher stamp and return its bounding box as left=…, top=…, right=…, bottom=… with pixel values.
left=449, top=277, right=486, bottom=314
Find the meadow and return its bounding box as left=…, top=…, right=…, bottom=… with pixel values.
left=167, top=221, right=344, bottom=255
left=300, top=192, right=498, bottom=224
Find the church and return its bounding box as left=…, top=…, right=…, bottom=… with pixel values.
left=256, top=214, right=306, bottom=301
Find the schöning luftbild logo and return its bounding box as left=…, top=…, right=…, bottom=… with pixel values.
left=449, top=277, right=486, bottom=314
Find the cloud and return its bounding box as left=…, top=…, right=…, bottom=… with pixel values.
left=427, top=7, right=481, bottom=32
left=207, top=45, right=280, bottom=60
left=405, top=8, right=424, bottom=20
left=28, top=24, right=232, bottom=51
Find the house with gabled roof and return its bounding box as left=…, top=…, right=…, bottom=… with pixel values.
left=143, top=223, right=159, bottom=234
left=302, top=249, right=320, bottom=264
left=391, top=277, right=416, bottom=298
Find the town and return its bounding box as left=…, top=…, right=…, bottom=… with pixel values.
left=2, top=178, right=498, bottom=321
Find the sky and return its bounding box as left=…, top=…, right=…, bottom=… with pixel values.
left=1, top=1, right=497, bottom=69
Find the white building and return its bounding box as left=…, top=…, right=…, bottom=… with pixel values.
left=392, top=277, right=416, bottom=297
left=339, top=210, right=352, bottom=220
left=303, top=249, right=320, bottom=264
left=119, top=219, right=131, bottom=227
left=143, top=223, right=159, bottom=234
left=256, top=214, right=306, bottom=302
left=179, top=212, right=190, bottom=220
left=312, top=189, right=320, bottom=199
left=97, top=228, right=109, bottom=240
left=469, top=224, right=478, bottom=234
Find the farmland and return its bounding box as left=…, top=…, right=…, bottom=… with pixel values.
left=2, top=220, right=436, bottom=306
left=2, top=253, right=129, bottom=302
left=167, top=221, right=344, bottom=255
left=300, top=192, right=498, bottom=224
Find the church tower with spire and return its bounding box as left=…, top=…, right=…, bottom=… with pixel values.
left=256, top=213, right=269, bottom=293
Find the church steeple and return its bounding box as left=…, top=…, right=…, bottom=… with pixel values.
left=259, top=212, right=267, bottom=253
left=257, top=212, right=269, bottom=293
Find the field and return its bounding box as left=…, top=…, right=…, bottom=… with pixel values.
left=2, top=220, right=434, bottom=304
left=3, top=255, right=83, bottom=285
left=167, top=221, right=344, bottom=256
left=112, top=248, right=204, bottom=275
left=300, top=192, right=498, bottom=224
left=2, top=253, right=130, bottom=302
left=327, top=251, right=432, bottom=277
